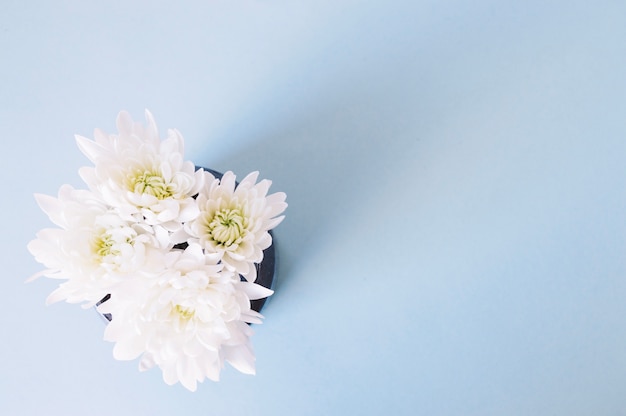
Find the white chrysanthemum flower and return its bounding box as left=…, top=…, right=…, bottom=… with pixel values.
left=186, top=170, right=287, bottom=282
left=27, top=185, right=163, bottom=307
left=100, top=243, right=273, bottom=391
left=76, top=110, right=204, bottom=232
left=27, top=110, right=287, bottom=391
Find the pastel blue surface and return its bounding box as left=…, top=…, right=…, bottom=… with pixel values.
left=2, top=1, right=626, bottom=414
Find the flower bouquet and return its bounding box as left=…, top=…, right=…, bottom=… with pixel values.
left=27, top=110, right=287, bottom=391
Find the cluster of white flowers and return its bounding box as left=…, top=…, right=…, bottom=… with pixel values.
left=27, top=110, right=287, bottom=391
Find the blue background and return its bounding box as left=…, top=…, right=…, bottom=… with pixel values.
left=2, top=1, right=626, bottom=414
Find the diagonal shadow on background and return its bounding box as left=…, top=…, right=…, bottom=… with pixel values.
left=198, top=71, right=434, bottom=293
left=192, top=4, right=460, bottom=293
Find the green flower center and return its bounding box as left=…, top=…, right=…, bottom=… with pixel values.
left=130, top=170, right=173, bottom=199
left=92, top=229, right=133, bottom=261
left=174, top=304, right=195, bottom=321
left=208, top=208, right=247, bottom=247
left=94, top=234, right=119, bottom=257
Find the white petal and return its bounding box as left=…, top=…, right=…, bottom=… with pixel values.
left=33, top=193, right=63, bottom=226
left=116, top=110, right=134, bottom=135
left=224, top=344, right=256, bottom=375
left=239, top=282, right=274, bottom=300
left=75, top=135, right=107, bottom=163
left=139, top=354, right=156, bottom=372
left=112, top=336, right=146, bottom=361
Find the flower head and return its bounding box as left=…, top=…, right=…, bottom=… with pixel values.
left=27, top=185, right=163, bottom=307
left=28, top=110, right=285, bottom=390
left=76, top=110, right=204, bottom=231
left=100, top=244, right=273, bottom=391
left=187, top=170, right=287, bottom=282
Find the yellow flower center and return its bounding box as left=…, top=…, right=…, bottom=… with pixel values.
left=130, top=170, right=173, bottom=199
left=92, top=228, right=134, bottom=262
left=207, top=208, right=247, bottom=247
left=94, top=233, right=119, bottom=257
left=174, top=304, right=195, bottom=321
